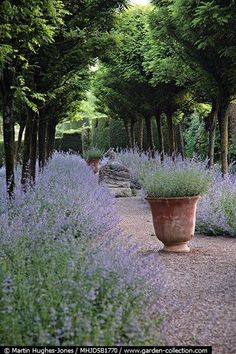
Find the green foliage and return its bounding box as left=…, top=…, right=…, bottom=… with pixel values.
left=0, top=0, right=65, bottom=57
left=1, top=0, right=129, bottom=136
left=140, top=166, right=212, bottom=198
left=183, top=112, right=208, bottom=159
left=92, top=4, right=196, bottom=157
left=32, top=0, right=128, bottom=124
left=56, top=120, right=88, bottom=138
left=182, top=106, right=236, bottom=162
left=91, top=116, right=164, bottom=152
left=57, top=133, right=83, bottom=153
left=146, top=8, right=213, bottom=101
left=151, top=0, right=236, bottom=97
left=109, top=119, right=129, bottom=148
left=78, top=91, right=105, bottom=121
left=82, top=127, right=92, bottom=152
left=92, top=118, right=110, bottom=151
left=92, top=7, right=163, bottom=132
left=83, top=147, right=104, bottom=160
left=0, top=0, right=66, bottom=109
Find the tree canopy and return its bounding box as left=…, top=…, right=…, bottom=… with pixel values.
left=0, top=0, right=128, bottom=195
left=1, top=0, right=236, bottom=196
left=150, top=0, right=236, bottom=176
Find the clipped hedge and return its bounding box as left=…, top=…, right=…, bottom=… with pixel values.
left=109, top=119, right=128, bottom=148
left=91, top=118, right=128, bottom=150
left=92, top=117, right=110, bottom=151
left=55, top=133, right=83, bottom=153
left=91, top=117, right=165, bottom=151
left=82, top=127, right=92, bottom=152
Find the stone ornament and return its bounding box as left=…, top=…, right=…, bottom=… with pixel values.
left=99, top=149, right=132, bottom=197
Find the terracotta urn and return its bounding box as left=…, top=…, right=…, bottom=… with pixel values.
left=87, top=159, right=100, bottom=173
left=146, top=196, right=200, bottom=253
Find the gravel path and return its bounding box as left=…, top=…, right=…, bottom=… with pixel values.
left=116, top=196, right=236, bottom=354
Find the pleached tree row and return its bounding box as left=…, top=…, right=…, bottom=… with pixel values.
left=92, top=2, right=236, bottom=176
left=0, top=0, right=128, bottom=196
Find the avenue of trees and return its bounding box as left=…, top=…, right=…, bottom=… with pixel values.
left=93, top=1, right=236, bottom=177
left=1, top=0, right=236, bottom=196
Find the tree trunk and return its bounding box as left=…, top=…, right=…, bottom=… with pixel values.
left=45, top=119, right=49, bottom=161
left=2, top=94, right=15, bottom=196
left=30, top=113, right=38, bottom=184
left=131, top=120, right=135, bottom=148
left=124, top=118, right=133, bottom=148
left=21, top=111, right=32, bottom=188
left=145, top=116, right=155, bottom=158
left=1, top=71, right=15, bottom=197
left=166, top=113, right=176, bottom=162
left=15, top=121, right=26, bottom=163
left=177, top=123, right=185, bottom=160
left=136, top=113, right=144, bottom=150
left=218, top=96, right=229, bottom=178
left=46, top=118, right=57, bottom=160
left=38, top=111, right=46, bottom=171
left=206, top=100, right=219, bottom=169
left=12, top=123, right=15, bottom=158
left=156, top=113, right=164, bottom=162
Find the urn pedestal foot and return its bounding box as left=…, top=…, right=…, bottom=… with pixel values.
left=162, top=242, right=190, bottom=253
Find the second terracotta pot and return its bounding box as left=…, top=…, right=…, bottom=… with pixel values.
left=87, top=159, right=100, bottom=173
left=146, top=196, right=200, bottom=253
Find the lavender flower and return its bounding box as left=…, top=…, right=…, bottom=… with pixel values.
left=117, top=149, right=236, bottom=237
left=0, top=152, right=161, bottom=345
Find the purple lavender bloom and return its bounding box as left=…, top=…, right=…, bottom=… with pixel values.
left=117, top=148, right=236, bottom=237
left=0, top=152, right=161, bottom=345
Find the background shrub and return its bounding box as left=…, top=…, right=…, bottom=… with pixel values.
left=92, top=118, right=110, bottom=151
left=56, top=132, right=83, bottom=153
left=82, top=127, right=93, bottom=152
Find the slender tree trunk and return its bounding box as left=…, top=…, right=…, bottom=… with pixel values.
left=206, top=100, right=219, bottom=169
left=45, top=119, right=49, bottom=161
left=218, top=95, right=229, bottom=178
left=38, top=111, right=46, bottom=170
left=15, top=121, right=26, bottom=163
left=136, top=113, right=144, bottom=150
left=166, top=113, right=176, bottom=162
left=131, top=120, right=135, bottom=148
left=30, top=113, right=38, bottom=184
left=145, top=116, right=155, bottom=158
left=21, top=111, right=32, bottom=188
left=124, top=118, right=133, bottom=148
left=46, top=118, right=57, bottom=159
left=2, top=95, right=15, bottom=196
left=12, top=123, right=15, bottom=158
left=177, top=123, right=185, bottom=160
left=50, top=120, right=56, bottom=157
left=156, top=113, right=164, bottom=162
left=1, top=71, right=15, bottom=196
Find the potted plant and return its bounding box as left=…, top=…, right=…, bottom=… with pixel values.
left=140, top=165, right=211, bottom=253
left=83, top=147, right=104, bottom=173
